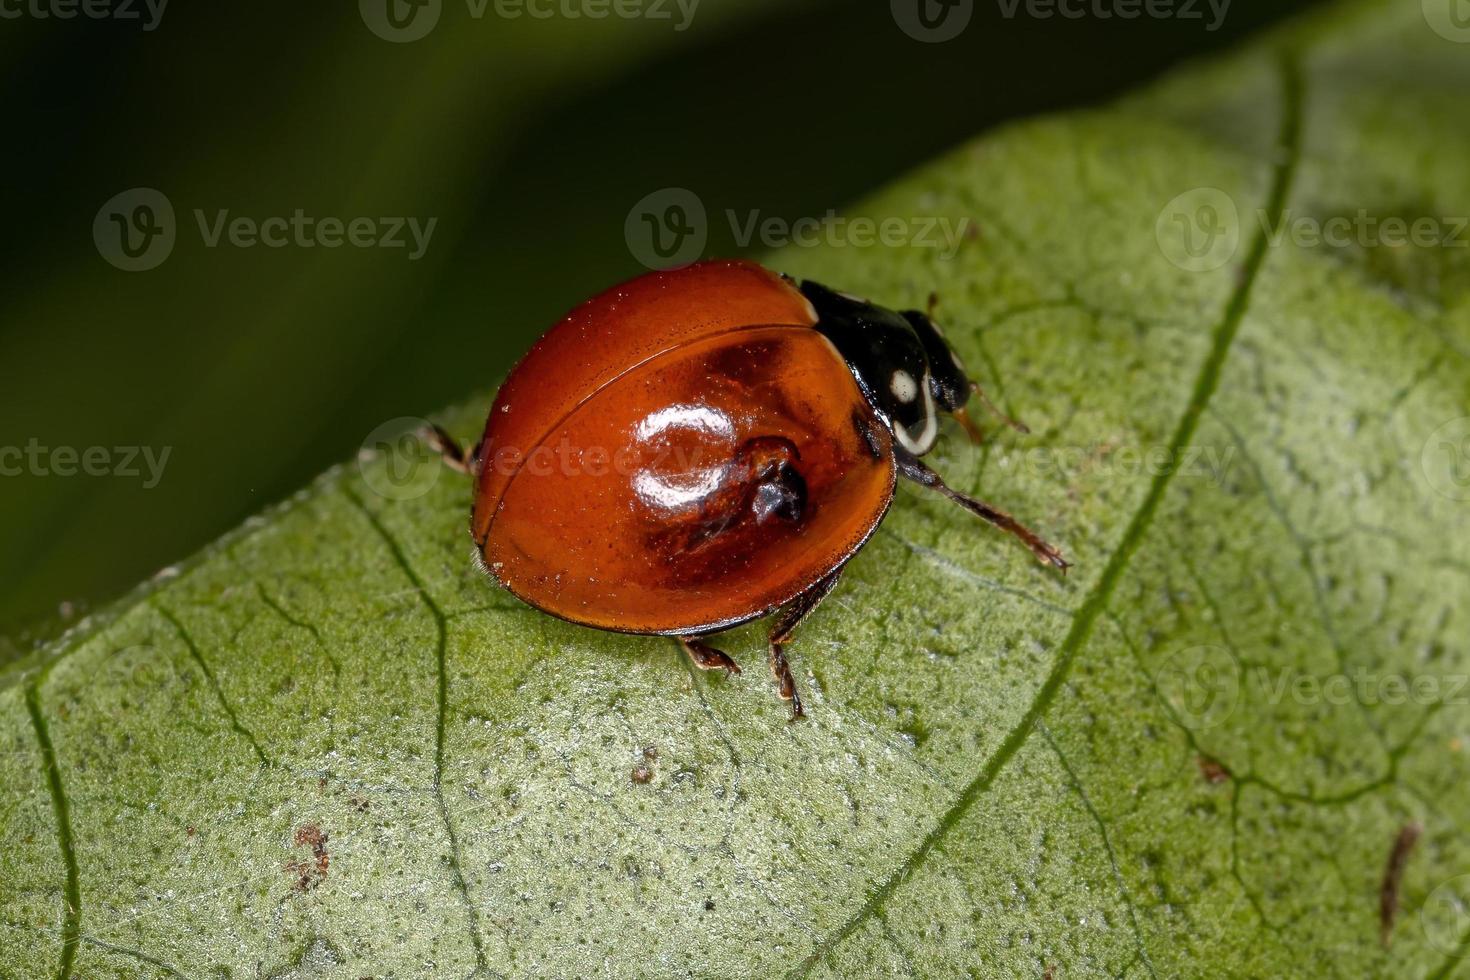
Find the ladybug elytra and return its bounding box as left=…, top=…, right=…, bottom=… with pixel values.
left=430, top=260, right=1067, bottom=718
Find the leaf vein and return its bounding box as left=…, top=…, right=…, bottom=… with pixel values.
left=25, top=679, right=81, bottom=980
left=343, top=484, right=497, bottom=976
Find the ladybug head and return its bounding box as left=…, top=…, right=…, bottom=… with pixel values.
left=799, top=280, right=970, bottom=458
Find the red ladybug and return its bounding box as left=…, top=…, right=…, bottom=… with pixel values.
left=431, top=260, right=1066, bottom=718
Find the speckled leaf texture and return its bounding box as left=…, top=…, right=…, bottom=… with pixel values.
left=5, top=2, right=1470, bottom=977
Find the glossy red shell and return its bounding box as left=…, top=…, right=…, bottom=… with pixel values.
left=470, top=259, right=896, bottom=634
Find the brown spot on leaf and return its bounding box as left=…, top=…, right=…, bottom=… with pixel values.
left=1380, top=821, right=1422, bottom=946
left=1196, top=756, right=1229, bottom=785
left=286, top=823, right=330, bottom=892
left=632, top=745, right=659, bottom=783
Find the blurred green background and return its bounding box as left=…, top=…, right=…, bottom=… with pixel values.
left=0, top=0, right=1322, bottom=652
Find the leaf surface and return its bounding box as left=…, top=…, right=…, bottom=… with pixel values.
left=4, top=2, right=1470, bottom=976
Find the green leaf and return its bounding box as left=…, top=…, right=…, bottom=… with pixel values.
left=5, top=1, right=1470, bottom=976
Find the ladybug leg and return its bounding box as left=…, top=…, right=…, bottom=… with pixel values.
left=678, top=637, right=741, bottom=677
left=767, top=643, right=803, bottom=721
left=766, top=568, right=844, bottom=720
left=951, top=403, right=990, bottom=445
left=895, top=450, right=1070, bottom=573
left=421, top=423, right=480, bottom=477
left=958, top=382, right=1030, bottom=440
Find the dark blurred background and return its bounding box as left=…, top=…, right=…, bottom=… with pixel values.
left=0, top=0, right=1322, bottom=654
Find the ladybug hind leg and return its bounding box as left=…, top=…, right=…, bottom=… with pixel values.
left=766, top=567, right=845, bottom=721
left=421, top=422, right=481, bottom=477
left=678, top=637, right=741, bottom=677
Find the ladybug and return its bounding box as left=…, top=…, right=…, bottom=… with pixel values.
left=430, top=259, right=1067, bottom=718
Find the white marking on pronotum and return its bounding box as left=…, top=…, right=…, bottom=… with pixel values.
left=890, top=369, right=918, bottom=404
left=894, top=374, right=938, bottom=455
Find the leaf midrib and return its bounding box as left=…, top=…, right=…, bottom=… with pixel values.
left=788, top=50, right=1307, bottom=978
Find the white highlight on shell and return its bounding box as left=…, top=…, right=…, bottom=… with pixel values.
left=631, top=403, right=735, bottom=513
left=890, top=369, right=918, bottom=404
left=634, top=403, right=734, bottom=442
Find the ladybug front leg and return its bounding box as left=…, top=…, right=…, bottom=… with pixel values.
left=766, top=568, right=845, bottom=720
left=896, top=449, right=1070, bottom=573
